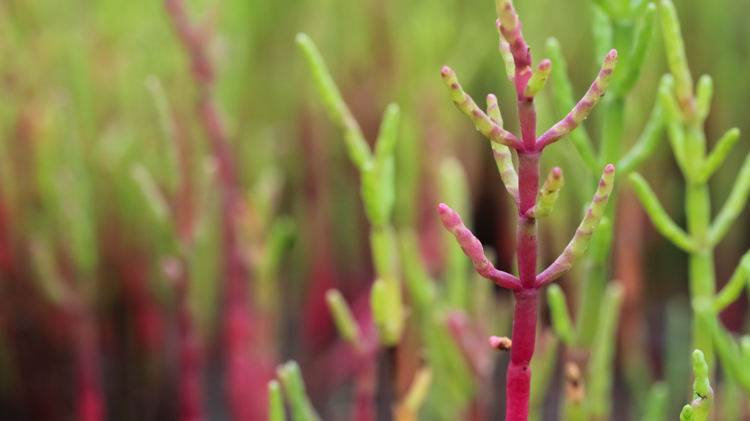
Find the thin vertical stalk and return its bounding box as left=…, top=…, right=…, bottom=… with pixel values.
left=164, top=0, right=267, bottom=418
left=72, top=302, right=104, bottom=421
left=506, top=289, right=539, bottom=420
left=439, top=2, right=618, bottom=418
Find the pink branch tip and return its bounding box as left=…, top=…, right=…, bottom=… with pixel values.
left=535, top=164, right=615, bottom=288
left=536, top=49, right=618, bottom=149
left=489, top=336, right=512, bottom=351
left=440, top=66, right=524, bottom=150
left=438, top=204, right=521, bottom=290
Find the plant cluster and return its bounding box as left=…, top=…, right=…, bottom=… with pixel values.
left=0, top=0, right=748, bottom=419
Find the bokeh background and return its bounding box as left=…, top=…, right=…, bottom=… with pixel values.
left=0, top=0, right=749, bottom=419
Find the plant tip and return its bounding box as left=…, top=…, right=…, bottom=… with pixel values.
left=489, top=336, right=512, bottom=350
left=295, top=33, right=309, bottom=44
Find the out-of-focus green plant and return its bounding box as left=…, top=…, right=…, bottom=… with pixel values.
left=548, top=281, right=626, bottom=420
left=299, top=33, right=484, bottom=421
left=297, top=33, right=405, bottom=346
left=629, top=0, right=750, bottom=385
left=273, top=361, right=322, bottom=421
left=643, top=382, right=669, bottom=421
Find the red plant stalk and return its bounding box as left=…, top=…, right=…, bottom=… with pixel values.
left=353, top=358, right=377, bottom=421
left=164, top=260, right=205, bottom=421
left=164, top=1, right=269, bottom=419
left=438, top=1, right=618, bottom=419
left=71, top=300, right=104, bottom=421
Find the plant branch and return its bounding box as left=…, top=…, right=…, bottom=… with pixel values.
left=708, top=150, right=750, bottom=246
left=537, top=50, right=618, bottom=149
left=536, top=165, right=615, bottom=287
left=629, top=173, right=697, bottom=252
left=438, top=203, right=522, bottom=290
left=441, top=66, right=524, bottom=150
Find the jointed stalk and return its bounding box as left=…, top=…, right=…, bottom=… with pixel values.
left=438, top=1, right=618, bottom=418
left=164, top=1, right=270, bottom=418
left=630, top=0, right=750, bottom=383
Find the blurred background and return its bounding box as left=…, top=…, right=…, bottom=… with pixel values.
left=0, top=0, right=749, bottom=419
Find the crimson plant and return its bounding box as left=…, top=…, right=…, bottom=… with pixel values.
left=438, top=0, right=619, bottom=418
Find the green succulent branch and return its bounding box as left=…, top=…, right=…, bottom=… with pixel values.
left=267, top=380, right=286, bottom=421
left=630, top=0, right=750, bottom=381
left=275, top=361, right=322, bottom=421
left=297, top=33, right=404, bottom=345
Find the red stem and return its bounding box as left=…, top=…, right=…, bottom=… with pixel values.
left=172, top=265, right=205, bottom=421
left=505, top=289, right=538, bottom=421
left=164, top=1, right=270, bottom=419
left=507, top=24, right=540, bottom=415
left=507, top=151, right=540, bottom=420
left=353, top=359, right=377, bottom=421
left=72, top=302, right=104, bottom=421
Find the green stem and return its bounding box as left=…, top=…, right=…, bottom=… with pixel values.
left=599, top=97, right=626, bottom=167
left=575, top=185, right=615, bottom=346
left=684, top=127, right=716, bottom=374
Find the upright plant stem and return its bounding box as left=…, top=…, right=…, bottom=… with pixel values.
left=507, top=289, right=539, bottom=420
left=73, top=303, right=104, bottom=421
left=164, top=1, right=268, bottom=418
left=685, top=135, right=716, bottom=370
left=439, top=2, right=618, bottom=418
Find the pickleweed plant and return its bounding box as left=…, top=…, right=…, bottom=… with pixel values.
left=629, top=0, right=750, bottom=382
left=297, top=32, right=413, bottom=420
left=438, top=0, right=618, bottom=418
left=296, top=32, right=403, bottom=345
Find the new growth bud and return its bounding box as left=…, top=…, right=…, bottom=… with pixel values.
left=489, top=336, right=512, bottom=351
left=529, top=167, right=563, bottom=218
left=523, top=59, right=552, bottom=99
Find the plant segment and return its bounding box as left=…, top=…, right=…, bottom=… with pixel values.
left=629, top=0, right=750, bottom=381
left=678, top=350, right=713, bottom=421
left=438, top=0, right=617, bottom=418
left=164, top=0, right=296, bottom=418
left=298, top=33, right=438, bottom=420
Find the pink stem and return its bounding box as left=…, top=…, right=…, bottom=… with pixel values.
left=163, top=1, right=270, bottom=419
left=507, top=150, right=540, bottom=420
left=71, top=302, right=104, bottom=421
left=353, top=359, right=377, bottom=421
left=505, top=289, right=538, bottom=421
left=170, top=263, right=205, bottom=421
left=505, top=7, right=540, bottom=416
